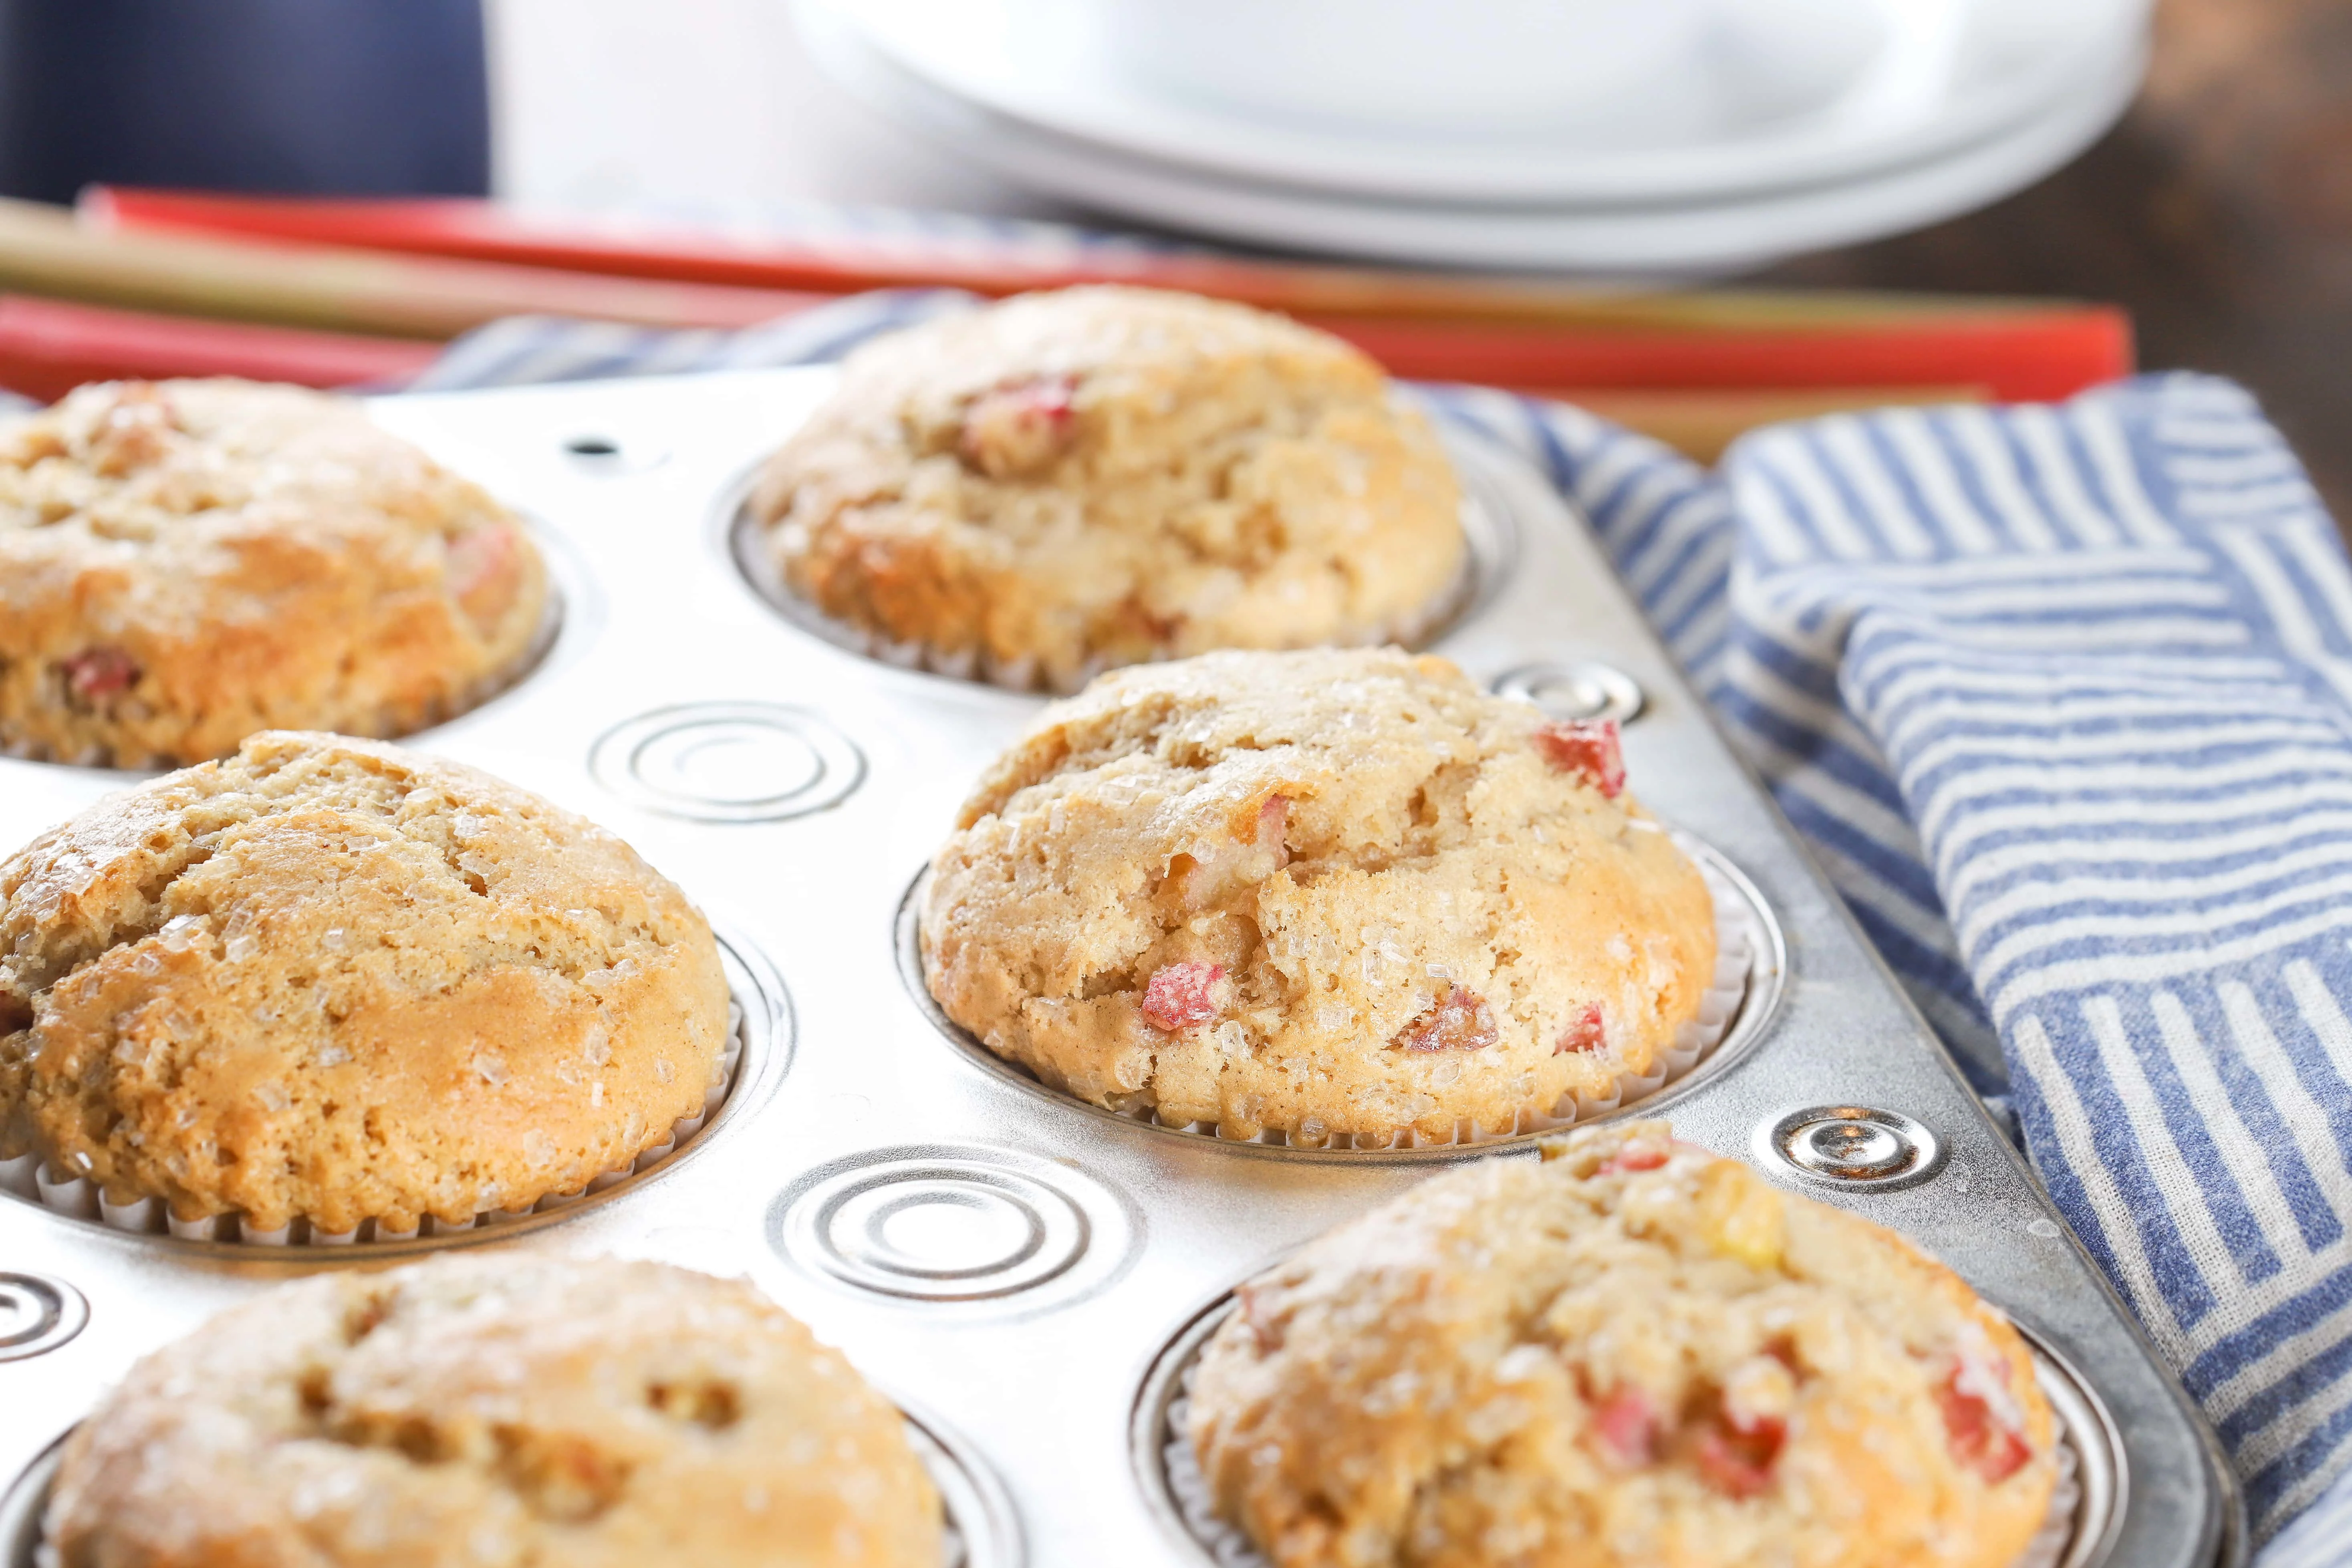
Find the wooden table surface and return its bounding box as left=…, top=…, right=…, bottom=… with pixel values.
left=1770, top=0, right=2352, bottom=522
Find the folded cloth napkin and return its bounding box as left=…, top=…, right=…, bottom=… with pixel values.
left=1443, top=379, right=2352, bottom=1567
left=411, top=299, right=2352, bottom=1559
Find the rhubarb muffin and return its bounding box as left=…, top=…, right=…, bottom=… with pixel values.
left=0, top=378, right=547, bottom=767
left=918, top=647, right=1717, bottom=1145
left=0, top=730, right=730, bottom=1235
left=752, top=286, right=1465, bottom=691
left=44, top=1256, right=943, bottom=1568
left=1188, top=1120, right=2059, bottom=1568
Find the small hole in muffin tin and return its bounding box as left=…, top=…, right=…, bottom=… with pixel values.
left=0, top=1395, right=1017, bottom=1568
left=895, top=831, right=1784, bottom=1162
left=0, top=513, right=597, bottom=776
left=1130, top=1292, right=2123, bottom=1568
left=718, top=423, right=1522, bottom=697
left=560, top=432, right=666, bottom=473
left=0, top=921, right=790, bottom=1256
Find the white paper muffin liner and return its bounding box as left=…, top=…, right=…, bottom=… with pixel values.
left=1159, top=1338, right=2083, bottom=1568
left=736, top=494, right=1483, bottom=698
left=1104, top=834, right=1760, bottom=1150
left=0, top=1001, right=743, bottom=1248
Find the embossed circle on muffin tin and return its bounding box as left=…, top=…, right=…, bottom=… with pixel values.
left=895, top=832, right=1786, bottom=1162
left=0, top=1274, right=86, bottom=1364
left=771, top=1144, right=1139, bottom=1310
left=0, top=1395, right=1022, bottom=1568
left=591, top=701, right=868, bottom=823
left=0, top=921, right=792, bottom=1256
left=719, top=423, right=1522, bottom=698
left=1130, top=1292, right=2122, bottom=1568
left=0, top=513, right=601, bottom=775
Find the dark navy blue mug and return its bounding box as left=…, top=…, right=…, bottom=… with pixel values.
left=0, top=0, right=490, bottom=202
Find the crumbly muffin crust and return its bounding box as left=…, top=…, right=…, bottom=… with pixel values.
left=46, top=1256, right=943, bottom=1568
left=0, top=378, right=548, bottom=766
left=918, top=649, right=1716, bottom=1144
left=0, top=731, right=729, bottom=1232
left=753, top=286, right=1466, bottom=690
left=1189, top=1121, right=2058, bottom=1568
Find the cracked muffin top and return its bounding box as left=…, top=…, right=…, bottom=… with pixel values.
left=0, top=731, right=728, bottom=1233
left=44, top=1256, right=943, bottom=1568
left=1188, top=1120, right=2058, bottom=1568
left=917, top=648, right=1717, bottom=1146
left=752, top=286, right=1466, bottom=691
left=0, top=378, right=547, bottom=767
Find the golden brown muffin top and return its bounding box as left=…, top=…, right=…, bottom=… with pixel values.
left=46, top=1256, right=944, bottom=1568
left=0, top=731, right=728, bottom=1231
left=756, top=287, right=1465, bottom=689
left=0, top=378, right=546, bottom=766
left=921, top=648, right=1715, bottom=1144
left=1189, top=1120, right=2057, bottom=1568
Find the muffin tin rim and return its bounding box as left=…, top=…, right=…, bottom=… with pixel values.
left=893, top=831, right=1787, bottom=1164
left=0, top=915, right=794, bottom=1265
left=711, top=419, right=1526, bottom=701
left=1126, top=1285, right=2128, bottom=1568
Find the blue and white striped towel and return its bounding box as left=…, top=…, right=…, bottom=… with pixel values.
left=414, top=296, right=2352, bottom=1562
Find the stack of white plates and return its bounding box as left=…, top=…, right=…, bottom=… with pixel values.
left=794, top=0, right=2152, bottom=273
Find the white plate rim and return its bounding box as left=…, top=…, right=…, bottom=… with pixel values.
left=824, top=0, right=2154, bottom=208
left=800, top=0, right=2150, bottom=274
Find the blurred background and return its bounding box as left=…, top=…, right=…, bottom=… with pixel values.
left=0, top=0, right=2338, bottom=516
left=492, top=0, right=2352, bottom=516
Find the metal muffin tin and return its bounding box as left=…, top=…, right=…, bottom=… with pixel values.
left=0, top=368, right=2243, bottom=1568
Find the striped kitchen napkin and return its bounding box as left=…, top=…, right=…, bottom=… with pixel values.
left=409, top=299, right=2352, bottom=1560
